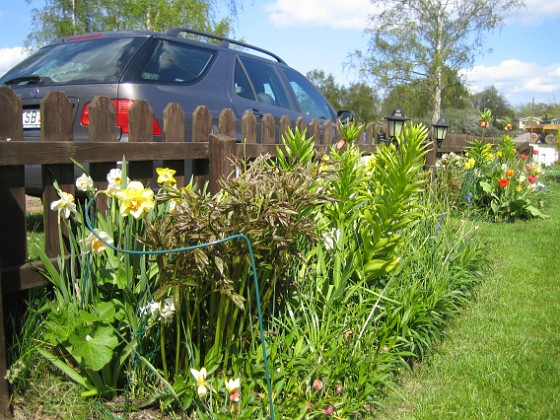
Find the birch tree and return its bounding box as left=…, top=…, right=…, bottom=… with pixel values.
left=25, top=0, right=240, bottom=49
left=359, top=0, right=524, bottom=123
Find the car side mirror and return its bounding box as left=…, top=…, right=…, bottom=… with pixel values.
left=337, top=110, right=355, bottom=124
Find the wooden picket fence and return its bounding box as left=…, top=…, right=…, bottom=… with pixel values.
left=0, top=85, right=481, bottom=416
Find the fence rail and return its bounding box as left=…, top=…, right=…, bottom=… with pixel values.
left=0, top=85, right=486, bottom=416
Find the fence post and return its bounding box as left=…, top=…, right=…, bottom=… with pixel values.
left=0, top=86, right=26, bottom=418
left=261, top=114, right=276, bottom=144
left=41, top=91, right=74, bottom=258
left=209, top=134, right=236, bottom=195
left=218, top=108, right=236, bottom=139
left=128, top=100, right=154, bottom=186
left=88, top=96, right=118, bottom=211
left=241, top=110, right=257, bottom=144
left=192, top=106, right=212, bottom=189
left=163, top=103, right=186, bottom=187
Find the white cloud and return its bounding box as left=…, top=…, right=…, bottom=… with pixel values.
left=461, top=59, right=560, bottom=104
left=263, top=0, right=560, bottom=30
left=0, top=47, right=30, bottom=77
left=511, top=0, right=560, bottom=25
left=264, top=0, right=374, bottom=29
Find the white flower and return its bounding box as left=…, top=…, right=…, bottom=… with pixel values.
left=76, top=173, right=94, bottom=193
left=190, top=367, right=208, bottom=397
left=107, top=168, right=123, bottom=185
left=50, top=190, right=76, bottom=219
left=225, top=378, right=241, bottom=402
left=106, top=168, right=128, bottom=195
left=323, top=228, right=341, bottom=251
left=80, top=229, right=113, bottom=254
left=160, top=297, right=176, bottom=323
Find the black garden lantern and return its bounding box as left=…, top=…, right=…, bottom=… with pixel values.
left=385, top=105, right=409, bottom=142
left=432, top=117, right=450, bottom=148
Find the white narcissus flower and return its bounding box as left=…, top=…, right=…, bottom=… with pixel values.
left=76, top=173, right=95, bottom=193
left=159, top=297, right=176, bottom=323
left=225, top=378, right=241, bottom=402
left=51, top=190, right=76, bottom=219
left=80, top=229, right=113, bottom=254
left=190, top=367, right=208, bottom=397
left=106, top=168, right=128, bottom=195
left=322, top=228, right=340, bottom=251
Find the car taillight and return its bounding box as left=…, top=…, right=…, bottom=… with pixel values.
left=81, top=99, right=162, bottom=136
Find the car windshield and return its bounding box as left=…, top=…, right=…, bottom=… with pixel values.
left=1, top=36, right=145, bottom=85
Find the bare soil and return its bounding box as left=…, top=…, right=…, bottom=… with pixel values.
left=26, top=195, right=43, bottom=213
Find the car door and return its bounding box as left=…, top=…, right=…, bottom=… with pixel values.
left=231, top=56, right=302, bottom=125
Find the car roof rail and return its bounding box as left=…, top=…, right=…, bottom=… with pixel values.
left=166, top=27, right=286, bottom=64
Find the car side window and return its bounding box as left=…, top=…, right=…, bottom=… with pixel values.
left=139, top=40, right=215, bottom=83
left=237, top=57, right=292, bottom=109
left=283, top=68, right=334, bottom=119
left=234, top=60, right=255, bottom=100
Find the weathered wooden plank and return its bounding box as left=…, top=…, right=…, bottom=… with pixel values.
left=129, top=100, right=153, bottom=143
left=0, top=86, right=23, bottom=142
left=0, top=273, right=9, bottom=418
left=41, top=91, right=73, bottom=142
left=218, top=108, right=236, bottom=139
left=209, top=134, right=237, bottom=194
left=0, top=142, right=210, bottom=165
left=241, top=110, right=257, bottom=144
left=279, top=115, right=291, bottom=140
left=260, top=113, right=275, bottom=145
left=162, top=103, right=187, bottom=187
left=191, top=106, right=212, bottom=189
left=1, top=264, right=49, bottom=293
left=295, top=116, right=307, bottom=134
left=0, top=164, right=26, bottom=418
left=192, top=106, right=212, bottom=143
left=323, top=120, right=334, bottom=145
left=41, top=92, right=74, bottom=258
left=309, top=119, right=321, bottom=144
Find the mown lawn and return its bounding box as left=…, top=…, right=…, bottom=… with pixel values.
left=377, top=181, right=560, bottom=419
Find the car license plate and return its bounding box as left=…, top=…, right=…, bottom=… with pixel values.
left=22, top=109, right=41, bottom=128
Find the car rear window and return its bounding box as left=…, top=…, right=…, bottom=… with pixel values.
left=136, top=39, right=216, bottom=84
left=3, top=37, right=145, bottom=85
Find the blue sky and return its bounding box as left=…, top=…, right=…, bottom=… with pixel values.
left=1, top=0, right=559, bottom=108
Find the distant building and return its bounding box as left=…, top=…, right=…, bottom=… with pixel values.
left=517, top=116, right=542, bottom=130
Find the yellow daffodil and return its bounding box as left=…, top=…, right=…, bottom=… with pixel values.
left=50, top=190, right=76, bottom=219
left=190, top=367, right=208, bottom=397
left=156, top=167, right=177, bottom=186
left=464, top=158, right=475, bottom=169
left=80, top=229, right=113, bottom=254
left=115, top=181, right=155, bottom=219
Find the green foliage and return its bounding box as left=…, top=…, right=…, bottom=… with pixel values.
left=21, top=120, right=496, bottom=417
left=377, top=184, right=560, bottom=419
left=275, top=126, right=316, bottom=170
left=35, top=163, right=160, bottom=398
left=306, top=69, right=381, bottom=123
left=25, top=0, right=239, bottom=48
left=436, top=135, right=547, bottom=221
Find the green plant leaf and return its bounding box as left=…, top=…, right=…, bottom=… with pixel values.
left=68, top=325, right=119, bottom=371
left=37, top=347, right=95, bottom=393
